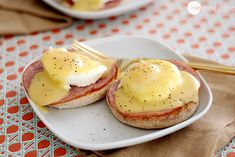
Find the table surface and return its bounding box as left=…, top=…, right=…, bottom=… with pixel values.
left=0, top=0, right=235, bottom=156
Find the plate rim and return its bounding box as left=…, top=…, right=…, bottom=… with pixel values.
left=42, top=0, right=154, bottom=19
left=22, top=36, right=213, bottom=150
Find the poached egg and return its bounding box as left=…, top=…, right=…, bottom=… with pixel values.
left=28, top=48, right=107, bottom=106
left=41, top=48, right=107, bottom=89
left=115, top=59, right=200, bottom=113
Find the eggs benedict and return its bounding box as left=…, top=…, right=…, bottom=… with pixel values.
left=106, top=59, right=201, bottom=129
left=23, top=48, right=118, bottom=109
left=60, top=0, right=122, bottom=11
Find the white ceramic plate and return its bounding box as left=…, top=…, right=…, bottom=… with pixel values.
left=23, top=36, right=212, bottom=150
left=42, top=0, right=153, bottom=19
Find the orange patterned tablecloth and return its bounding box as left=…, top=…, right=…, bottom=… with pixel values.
left=0, top=0, right=234, bottom=156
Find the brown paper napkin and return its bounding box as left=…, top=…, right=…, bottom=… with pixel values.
left=0, top=0, right=73, bottom=35
left=78, top=56, right=235, bottom=157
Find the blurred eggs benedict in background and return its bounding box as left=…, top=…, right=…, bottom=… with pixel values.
left=59, top=0, right=122, bottom=11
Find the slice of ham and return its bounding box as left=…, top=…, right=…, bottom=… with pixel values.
left=23, top=60, right=117, bottom=105
left=107, top=60, right=201, bottom=117
left=103, top=0, right=122, bottom=9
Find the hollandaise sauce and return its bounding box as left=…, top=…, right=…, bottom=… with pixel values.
left=28, top=71, right=69, bottom=106
left=115, top=60, right=200, bottom=113
left=72, top=0, right=103, bottom=11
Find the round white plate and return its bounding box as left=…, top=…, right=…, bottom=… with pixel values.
left=23, top=36, right=212, bottom=150
left=42, top=0, right=154, bottom=19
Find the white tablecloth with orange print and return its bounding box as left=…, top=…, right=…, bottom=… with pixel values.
left=0, top=0, right=234, bottom=156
